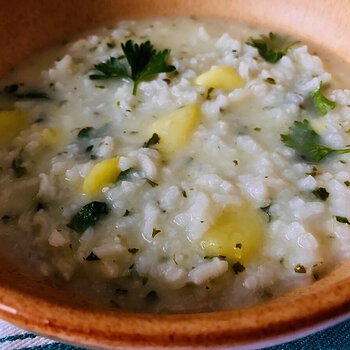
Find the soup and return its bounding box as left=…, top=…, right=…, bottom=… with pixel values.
left=1, top=17, right=349, bottom=312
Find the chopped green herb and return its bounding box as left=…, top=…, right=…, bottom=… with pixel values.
left=85, top=145, right=94, bottom=153
left=68, top=201, right=109, bottom=234
left=3, top=84, right=50, bottom=100
left=143, top=133, right=160, bottom=148
left=233, top=160, right=238, bottom=166
left=146, top=179, right=158, bottom=187
left=294, top=264, right=306, bottom=273
left=123, top=209, right=131, bottom=217
left=246, top=32, right=297, bottom=63
left=145, top=291, right=159, bottom=303
left=84, top=252, right=100, bottom=261
left=106, top=41, right=116, bottom=49
left=260, top=204, right=272, bottom=222
left=254, top=127, right=261, bottom=132
left=117, top=168, right=137, bottom=182
left=89, top=40, right=176, bottom=95
left=306, top=166, right=319, bottom=177
left=152, top=228, right=161, bottom=238
left=95, top=84, right=105, bottom=89
left=12, top=155, right=27, bottom=178
left=311, top=83, right=336, bottom=116
left=265, top=77, right=276, bottom=84
left=344, top=180, right=350, bottom=187
left=128, top=248, right=139, bottom=254
left=206, top=87, right=214, bottom=100
left=232, top=262, right=246, bottom=274
left=78, top=127, right=94, bottom=138
left=182, top=190, right=187, bottom=198
left=312, top=187, right=329, bottom=201
left=336, top=216, right=350, bottom=224
left=281, top=120, right=350, bottom=163
left=235, top=243, right=242, bottom=249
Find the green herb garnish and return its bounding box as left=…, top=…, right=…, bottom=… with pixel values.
left=294, top=264, right=306, bottom=273
left=3, top=84, right=50, bottom=100
left=281, top=120, right=350, bottom=163
left=152, top=228, right=161, bottom=238
left=117, top=168, right=137, bottom=182
left=265, top=77, right=276, bottom=84
left=336, top=216, right=350, bottom=224
left=312, top=187, right=329, bottom=201
left=146, top=179, right=159, bottom=187
left=89, top=40, right=176, bottom=95
left=246, top=32, right=297, bottom=63
left=123, top=209, right=131, bottom=217
left=128, top=248, right=139, bottom=254
left=232, top=262, right=246, bottom=274
left=143, top=133, right=160, bottom=148
left=84, top=252, right=100, bottom=261
left=78, top=127, right=94, bottom=139
left=68, top=201, right=109, bottom=234
left=311, top=83, right=336, bottom=116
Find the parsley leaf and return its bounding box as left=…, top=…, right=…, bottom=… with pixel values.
left=90, top=57, right=129, bottom=80
left=246, top=32, right=297, bottom=63
left=336, top=216, right=350, bottom=224
left=3, top=84, right=50, bottom=100
left=68, top=201, right=109, bottom=234
left=143, top=133, right=160, bottom=148
left=312, top=187, right=329, bottom=201
left=117, top=168, right=137, bottom=182
left=89, top=40, right=176, bottom=95
left=281, top=120, right=350, bottom=163
left=310, top=83, right=336, bottom=116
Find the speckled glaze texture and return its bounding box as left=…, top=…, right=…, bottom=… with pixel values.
left=1, top=0, right=350, bottom=349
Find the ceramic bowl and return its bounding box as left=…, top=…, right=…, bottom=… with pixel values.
left=1, top=1, right=350, bottom=349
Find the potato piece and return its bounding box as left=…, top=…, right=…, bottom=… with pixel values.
left=83, top=157, right=120, bottom=195
left=0, top=110, right=28, bottom=146
left=194, top=66, right=244, bottom=90
left=200, top=201, right=265, bottom=263
left=146, top=104, right=200, bottom=157
left=41, top=128, right=59, bottom=147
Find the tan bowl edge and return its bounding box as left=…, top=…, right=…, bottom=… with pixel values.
left=1, top=0, right=350, bottom=348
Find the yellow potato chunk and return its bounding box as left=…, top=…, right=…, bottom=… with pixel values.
left=146, top=104, right=200, bottom=158
left=194, top=66, right=245, bottom=90
left=41, top=128, right=59, bottom=147
left=83, top=157, right=120, bottom=195
left=0, top=110, right=28, bottom=146
left=200, top=202, right=266, bottom=263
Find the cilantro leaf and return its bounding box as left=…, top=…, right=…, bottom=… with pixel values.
left=310, top=83, right=336, bottom=116
left=281, top=120, right=350, bottom=163
left=89, top=40, right=175, bottom=95
left=312, top=187, right=329, bottom=201
left=68, top=201, right=109, bottom=234
left=89, top=57, right=129, bottom=80
left=143, top=133, right=160, bottom=148
left=3, top=84, right=50, bottom=100
left=246, top=32, right=297, bottom=63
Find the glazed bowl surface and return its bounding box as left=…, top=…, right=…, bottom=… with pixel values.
left=1, top=0, right=350, bottom=349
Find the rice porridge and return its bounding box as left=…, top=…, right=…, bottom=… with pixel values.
left=1, top=17, right=350, bottom=313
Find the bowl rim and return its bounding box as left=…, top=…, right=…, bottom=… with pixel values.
left=1, top=0, right=350, bottom=348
